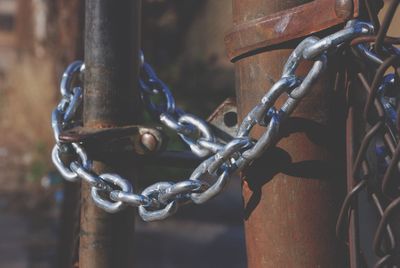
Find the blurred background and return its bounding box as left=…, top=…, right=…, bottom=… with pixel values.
left=0, top=0, right=245, bottom=267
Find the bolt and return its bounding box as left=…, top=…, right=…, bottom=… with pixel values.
left=140, top=132, right=158, bottom=152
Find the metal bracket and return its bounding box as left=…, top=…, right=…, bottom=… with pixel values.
left=207, top=98, right=238, bottom=140
left=59, top=125, right=165, bottom=154
left=225, top=0, right=359, bottom=61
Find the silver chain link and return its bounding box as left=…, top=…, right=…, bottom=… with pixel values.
left=51, top=20, right=374, bottom=221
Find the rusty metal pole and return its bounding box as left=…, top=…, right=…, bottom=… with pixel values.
left=229, top=1, right=347, bottom=267
left=79, top=1, right=141, bottom=267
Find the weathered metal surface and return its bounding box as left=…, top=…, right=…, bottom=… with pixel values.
left=79, top=1, right=141, bottom=267
left=335, top=0, right=355, bottom=19
left=207, top=97, right=238, bottom=139
left=59, top=125, right=164, bottom=154
left=230, top=0, right=346, bottom=266
left=60, top=125, right=158, bottom=143
left=225, top=0, right=359, bottom=61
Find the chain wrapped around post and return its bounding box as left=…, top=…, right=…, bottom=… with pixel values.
left=51, top=20, right=376, bottom=222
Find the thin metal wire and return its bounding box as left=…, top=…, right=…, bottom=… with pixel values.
left=337, top=1, right=400, bottom=266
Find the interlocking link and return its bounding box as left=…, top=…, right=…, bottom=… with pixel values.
left=138, top=182, right=179, bottom=222
left=91, top=173, right=133, bottom=213
left=51, top=143, right=89, bottom=182
left=52, top=20, right=375, bottom=222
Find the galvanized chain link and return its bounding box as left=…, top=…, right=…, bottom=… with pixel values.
left=51, top=20, right=374, bottom=221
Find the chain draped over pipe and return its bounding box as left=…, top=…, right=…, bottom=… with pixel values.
left=51, top=20, right=375, bottom=222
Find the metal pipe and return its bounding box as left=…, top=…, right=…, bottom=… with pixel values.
left=79, top=1, right=141, bottom=267
left=230, top=1, right=347, bottom=266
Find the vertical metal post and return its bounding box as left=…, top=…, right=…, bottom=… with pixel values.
left=231, top=1, right=347, bottom=267
left=80, top=1, right=141, bottom=267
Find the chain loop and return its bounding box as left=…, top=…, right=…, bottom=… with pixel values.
left=51, top=20, right=379, bottom=222
left=138, top=182, right=179, bottom=222
left=91, top=173, right=133, bottom=213
left=190, top=161, right=231, bottom=204
left=140, top=63, right=176, bottom=116
left=157, top=180, right=208, bottom=204
left=60, top=60, right=84, bottom=97
left=110, top=190, right=152, bottom=207
left=51, top=143, right=90, bottom=182
left=177, top=114, right=216, bottom=157
left=302, top=20, right=374, bottom=60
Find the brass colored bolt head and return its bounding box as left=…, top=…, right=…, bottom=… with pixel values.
left=140, top=132, right=158, bottom=152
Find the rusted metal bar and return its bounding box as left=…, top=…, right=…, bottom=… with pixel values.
left=229, top=0, right=347, bottom=266
left=79, top=1, right=141, bottom=267
left=225, top=0, right=359, bottom=61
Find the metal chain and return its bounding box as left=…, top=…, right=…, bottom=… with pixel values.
left=51, top=20, right=374, bottom=222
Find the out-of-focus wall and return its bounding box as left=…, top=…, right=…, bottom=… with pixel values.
left=382, top=0, right=400, bottom=37
left=0, top=0, right=16, bottom=73
left=0, top=0, right=83, bottom=192
left=183, top=0, right=233, bottom=69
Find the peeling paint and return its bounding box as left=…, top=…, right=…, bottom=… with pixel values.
left=274, top=14, right=291, bottom=33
